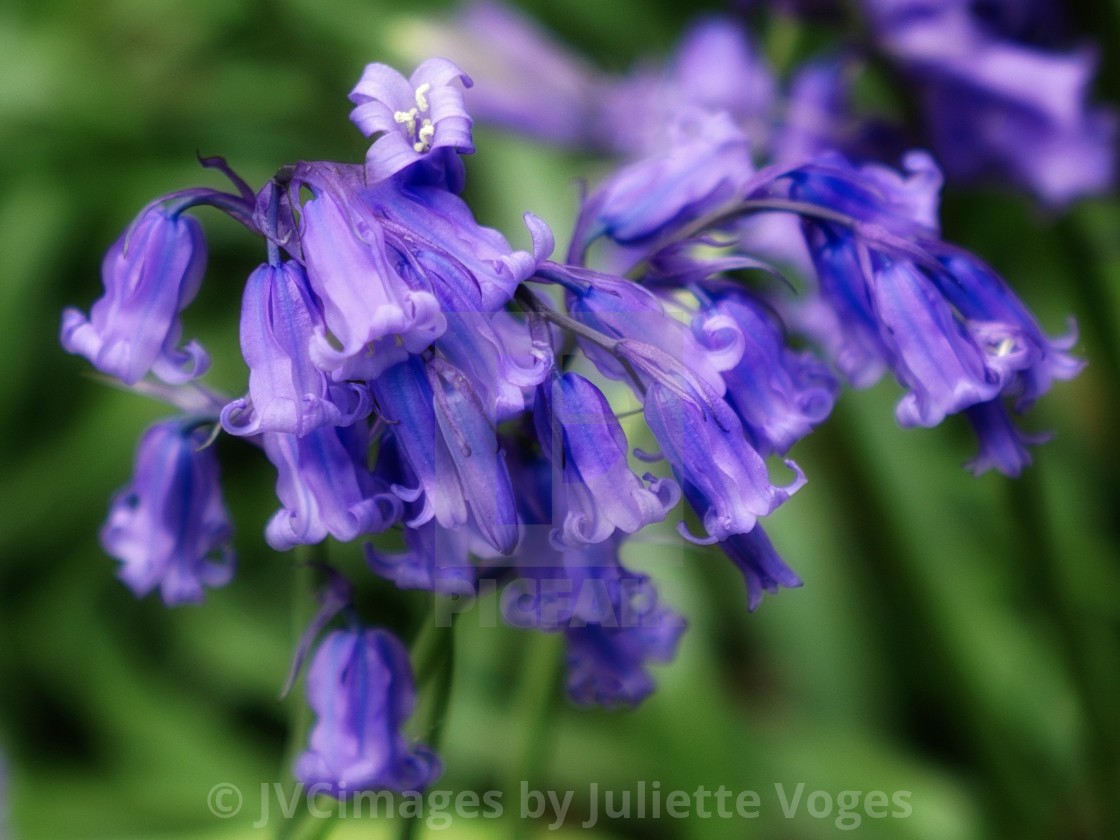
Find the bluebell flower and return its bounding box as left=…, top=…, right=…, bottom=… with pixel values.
left=349, top=58, right=474, bottom=190
left=534, top=370, right=679, bottom=548
left=363, top=175, right=544, bottom=312
left=768, top=150, right=1082, bottom=469
left=873, top=258, right=1009, bottom=427
left=639, top=371, right=806, bottom=545
left=295, top=173, right=446, bottom=373
left=569, top=109, right=757, bottom=271
left=501, top=454, right=685, bottom=708
left=564, top=613, right=686, bottom=708
left=963, top=399, right=1051, bottom=477
left=61, top=203, right=209, bottom=385
left=862, top=0, right=1117, bottom=204
left=296, top=628, right=440, bottom=797
left=542, top=263, right=728, bottom=398
left=220, top=261, right=371, bottom=436
left=285, top=163, right=543, bottom=382
left=364, top=430, right=482, bottom=595
left=691, top=289, right=837, bottom=455
left=101, top=419, right=234, bottom=606
left=369, top=355, right=518, bottom=555
left=263, top=420, right=401, bottom=551
left=927, top=250, right=1084, bottom=410
left=716, top=522, right=803, bottom=612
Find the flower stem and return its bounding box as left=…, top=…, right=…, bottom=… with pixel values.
left=505, top=631, right=566, bottom=840
left=398, top=607, right=457, bottom=840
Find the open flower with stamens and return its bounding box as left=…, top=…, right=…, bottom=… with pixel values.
left=349, top=58, right=474, bottom=190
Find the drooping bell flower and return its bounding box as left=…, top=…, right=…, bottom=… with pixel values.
left=700, top=499, right=802, bottom=612
left=370, top=355, right=519, bottom=555
left=349, top=58, right=474, bottom=191
left=501, top=454, right=686, bottom=708
left=872, top=258, right=1009, bottom=428
left=570, top=109, right=757, bottom=271
left=639, top=371, right=806, bottom=545
left=295, top=628, right=440, bottom=797
left=533, top=370, right=678, bottom=548
left=541, top=262, right=729, bottom=398
left=691, top=289, right=837, bottom=455
left=101, top=419, right=234, bottom=606
left=61, top=203, right=209, bottom=385
left=963, top=399, right=1051, bottom=477
left=862, top=0, right=1116, bottom=205
left=365, top=175, right=542, bottom=312
left=220, top=260, right=371, bottom=436
left=297, top=181, right=446, bottom=373
left=928, top=249, right=1084, bottom=410
left=263, top=420, right=401, bottom=551
left=771, top=150, right=1082, bottom=471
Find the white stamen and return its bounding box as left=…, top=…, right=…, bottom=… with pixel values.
left=394, top=107, right=418, bottom=136
left=995, top=337, right=1016, bottom=357
left=414, top=82, right=431, bottom=112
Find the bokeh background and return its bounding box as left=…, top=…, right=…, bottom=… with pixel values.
left=2, top=1, right=1119, bottom=838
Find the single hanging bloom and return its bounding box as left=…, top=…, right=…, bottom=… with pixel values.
left=263, top=420, right=401, bottom=551
left=928, top=249, right=1084, bottom=410
left=349, top=58, right=474, bottom=190
left=101, top=419, right=234, bottom=606
left=295, top=628, right=440, bottom=797
left=369, top=355, right=519, bottom=555
left=297, top=180, right=446, bottom=373
left=61, top=203, right=209, bottom=385
left=533, top=370, right=678, bottom=548
left=502, top=454, right=685, bottom=708
left=691, top=289, right=837, bottom=455
left=963, top=399, right=1050, bottom=477
left=639, top=371, right=806, bottom=545
left=220, top=260, right=370, bottom=437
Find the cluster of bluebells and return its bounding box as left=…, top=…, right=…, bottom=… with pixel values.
left=419, top=0, right=1116, bottom=205
left=61, top=0, right=1095, bottom=801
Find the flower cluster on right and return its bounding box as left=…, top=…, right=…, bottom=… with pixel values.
left=61, top=0, right=1108, bottom=801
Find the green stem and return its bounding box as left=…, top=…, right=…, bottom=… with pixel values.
left=506, top=632, right=566, bottom=840
left=278, top=547, right=333, bottom=840
left=398, top=607, right=457, bottom=840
